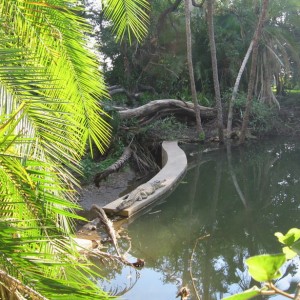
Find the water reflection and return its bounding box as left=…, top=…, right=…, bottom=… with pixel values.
left=99, top=138, right=300, bottom=299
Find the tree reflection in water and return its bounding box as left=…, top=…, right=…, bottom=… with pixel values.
left=95, top=138, right=300, bottom=299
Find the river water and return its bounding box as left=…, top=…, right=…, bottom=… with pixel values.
left=97, top=138, right=300, bottom=299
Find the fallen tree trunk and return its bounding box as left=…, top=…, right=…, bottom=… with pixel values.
left=93, top=100, right=216, bottom=184
left=117, top=99, right=216, bottom=125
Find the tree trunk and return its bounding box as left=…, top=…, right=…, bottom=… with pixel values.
left=207, top=0, right=224, bottom=143
left=227, top=41, right=253, bottom=137
left=117, top=99, right=216, bottom=123
left=185, top=0, right=205, bottom=139
left=239, top=0, right=269, bottom=144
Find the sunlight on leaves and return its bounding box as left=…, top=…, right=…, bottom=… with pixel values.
left=102, top=0, right=150, bottom=43
left=275, top=228, right=300, bottom=246
left=245, top=254, right=286, bottom=282
left=282, top=246, right=297, bottom=260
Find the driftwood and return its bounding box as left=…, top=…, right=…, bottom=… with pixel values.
left=90, top=205, right=145, bottom=269
left=91, top=205, right=121, bottom=257
left=91, top=204, right=122, bottom=257
left=94, top=146, right=132, bottom=186
left=117, top=99, right=216, bottom=125
left=74, top=205, right=144, bottom=270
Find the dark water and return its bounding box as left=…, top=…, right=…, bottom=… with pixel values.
left=98, top=138, right=300, bottom=299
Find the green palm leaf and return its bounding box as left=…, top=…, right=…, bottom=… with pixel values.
left=103, top=0, right=150, bottom=42
left=0, top=113, right=109, bottom=298
left=1, top=0, right=111, bottom=159
left=0, top=0, right=150, bottom=298
left=0, top=0, right=113, bottom=298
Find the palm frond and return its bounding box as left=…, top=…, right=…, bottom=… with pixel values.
left=0, top=0, right=115, bottom=297
left=0, top=118, right=109, bottom=298
left=103, top=0, right=150, bottom=43
left=0, top=0, right=111, bottom=161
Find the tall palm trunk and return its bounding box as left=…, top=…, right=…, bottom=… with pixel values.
left=239, top=0, right=269, bottom=143
left=185, top=0, right=205, bottom=139
left=207, top=0, right=224, bottom=143
left=227, top=41, right=253, bottom=137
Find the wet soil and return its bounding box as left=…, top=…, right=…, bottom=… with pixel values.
left=78, top=167, right=137, bottom=210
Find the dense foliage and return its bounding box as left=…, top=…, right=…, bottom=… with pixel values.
left=89, top=0, right=300, bottom=106
left=0, top=0, right=149, bottom=298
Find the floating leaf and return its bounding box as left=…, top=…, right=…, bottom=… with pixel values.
left=222, top=286, right=261, bottom=300
left=246, top=254, right=286, bottom=282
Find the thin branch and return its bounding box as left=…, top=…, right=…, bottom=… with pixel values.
left=91, top=205, right=121, bottom=256
left=268, top=282, right=294, bottom=299
left=149, top=62, right=180, bottom=78
left=293, top=283, right=300, bottom=300
left=94, top=146, right=132, bottom=186
left=90, top=205, right=145, bottom=269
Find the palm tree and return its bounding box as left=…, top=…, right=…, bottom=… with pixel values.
left=185, top=0, right=205, bottom=138
left=206, top=0, right=224, bottom=143
left=226, top=0, right=300, bottom=136
left=0, top=0, right=149, bottom=298
left=239, top=0, right=269, bottom=143
left=226, top=42, right=253, bottom=137
left=102, top=0, right=149, bottom=43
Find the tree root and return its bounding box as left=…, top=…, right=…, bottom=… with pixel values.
left=94, top=146, right=132, bottom=186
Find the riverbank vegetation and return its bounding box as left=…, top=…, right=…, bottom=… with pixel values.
left=1, top=0, right=300, bottom=299
left=84, top=0, right=300, bottom=183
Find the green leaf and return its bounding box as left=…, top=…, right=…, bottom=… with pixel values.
left=103, top=0, right=150, bottom=43
left=275, top=228, right=300, bottom=246
left=282, top=246, right=297, bottom=259
left=222, top=286, right=261, bottom=300
left=0, top=0, right=114, bottom=297
left=291, top=240, right=300, bottom=256
left=246, top=254, right=286, bottom=282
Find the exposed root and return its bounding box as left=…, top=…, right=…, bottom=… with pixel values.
left=94, top=146, right=132, bottom=186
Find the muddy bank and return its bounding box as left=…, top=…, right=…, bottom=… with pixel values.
left=78, top=167, right=138, bottom=210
